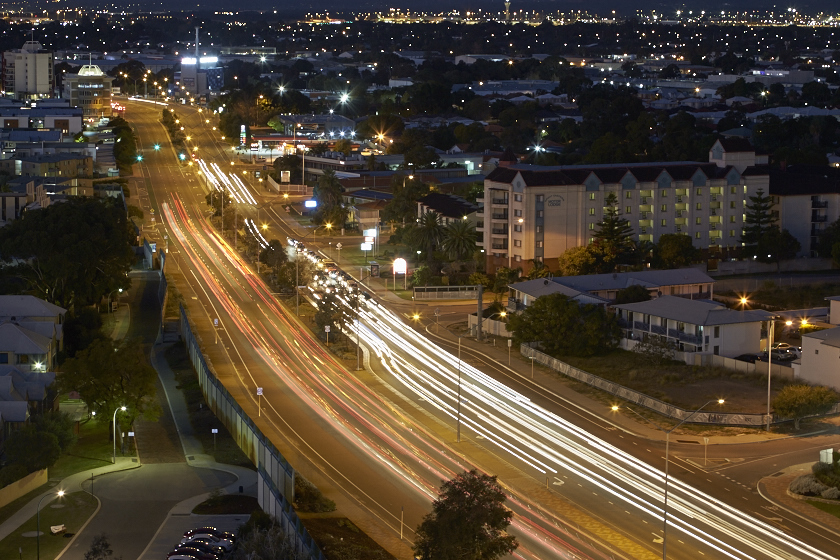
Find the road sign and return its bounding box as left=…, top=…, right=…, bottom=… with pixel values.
left=257, top=387, right=263, bottom=396
left=361, top=242, right=372, bottom=251
left=336, top=243, right=342, bottom=249
left=212, top=429, right=219, bottom=434
left=128, top=431, right=135, bottom=437
left=213, top=318, right=219, bottom=327
left=325, top=325, right=331, bottom=333
left=507, top=339, right=512, bottom=348
left=364, top=236, right=374, bottom=243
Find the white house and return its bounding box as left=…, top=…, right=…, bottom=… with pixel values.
left=827, top=296, right=840, bottom=325
left=613, top=296, right=771, bottom=357
left=799, top=327, right=840, bottom=390
left=0, top=295, right=66, bottom=372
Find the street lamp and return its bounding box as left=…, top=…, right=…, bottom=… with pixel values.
left=295, top=230, right=317, bottom=316
left=113, top=405, right=126, bottom=464
left=37, top=490, right=65, bottom=560
left=107, top=288, right=123, bottom=313
left=611, top=399, right=724, bottom=560
left=766, top=316, right=780, bottom=431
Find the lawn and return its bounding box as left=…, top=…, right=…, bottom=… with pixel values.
left=0, top=491, right=97, bottom=560
left=50, top=421, right=115, bottom=480
left=301, top=517, right=396, bottom=560
left=165, top=344, right=255, bottom=469
left=807, top=499, right=840, bottom=519
left=192, top=494, right=260, bottom=515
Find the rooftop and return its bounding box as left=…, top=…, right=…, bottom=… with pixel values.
left=554, top=268, right=715, bottom=294
left=613, top=296, right=771, bottom=326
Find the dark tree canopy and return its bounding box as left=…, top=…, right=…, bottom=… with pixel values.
left=414, top=470, right=518, bottom=560
left=0, top=197, right=135, bottom=308
left=654, top=234, right=700, bottom=269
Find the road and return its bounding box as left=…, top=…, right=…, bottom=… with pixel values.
left=127, top=98, right=840, bottom=560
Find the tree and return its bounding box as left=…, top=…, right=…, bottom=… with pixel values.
left=312, top=169, right=343, bottom=224
left=408, top=211, right=445, bottom=267
left=741, top=188, right=775, bottom=248
left=414, top=470, right=518, bottom=560
left=525, top=260, right=551, bottom=280
left=4, top=426, right=61, bottom=472
left=32, top=411, right=77, bottom=452
left=614, top=285, right=652, bottom=304
left=62, top=307, right=106, bottom=359
left=259, top=239, right=289, bottom=274
left=0, top=197, right=135, bottom=308
left=592, top=193, right=634, bottom=270
left=57, top=338, right=159, bottom=431
left=382, top=175, right=429, bottom=225
left=556, top=246, right=597, bottom=276
left=772, top=385, right=837, bottom=430
left=654, top=234, right=700, bottom=269
left=84, top=534, right=122, bottom=560
left=441, top=219, right=477, bottom=261
left=632, top=334, right=676, bottom=367
left=507, top=293, right=620, bottom=357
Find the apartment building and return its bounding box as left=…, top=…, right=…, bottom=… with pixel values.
left=479, top=139, right=769, bottom=273
left=61, top=64, right=114, bottom=122
left=2, top=41, right=54, bottom=100
left=0, top=153, right=93, bottom=178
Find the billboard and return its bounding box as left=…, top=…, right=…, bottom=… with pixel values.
left=304, top=200, right=317, bottom=208
left=393, top=258, right=407, bottom=275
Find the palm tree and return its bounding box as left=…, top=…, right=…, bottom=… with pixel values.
left=409, top=211, right=444, bottom=267
left=525, top=259, right=551, bottom=280
left=441, top=219, right=477, bottom=261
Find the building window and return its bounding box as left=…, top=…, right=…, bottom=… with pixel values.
left=515, top=255, right=521, bottom=262
left=730, top=229, right=736, bottom=237
left=589, top=208, right=595, bottom=215
left=514, top=240, right=522, bottom=247
left=696, top=203, right=702, bottom=210
left=538, top=211, right=544, bottom=217
left=536, top=226, right=542, bottom=233
left=625, top=206, right=632, bottom=214
left=661, top=219, right=667, bottom=226
left=730, top=201, right=736, bottom=209
left=514, top=194, right=522, bottom=202
left=588, top=223, right=595, bottom=230
left=661, top=204, right=667, bottom=212
left=17, top=354, right=29, bottom=365
left=731, top=186, right=737, bottom=194
left=536, top=195, right=544, bottom=202
left=589, top=193, right=596, bottom=200
left=730, top=216, right=736, bottom=223
left=816, top=349, right=819, bottom=355
left=625, top=191, right=632, bottom=199
left=0, top=353, right=7, bottom=364
left=695, top=232, right=701, bottom=239
left=714, top=326, right=720, bottom=338
left=536, top=241, right=543, bottom=248
left=535, top=256, right=543, bottom=262
left=660, top=189, right=668, bottom=197
left=696, top=188, right=703, bottom=195
left=696, top=217, right=702, bottom=225
left=513, top=224, right=522, bottom=232
left=514, top=209, right=522, bottom=217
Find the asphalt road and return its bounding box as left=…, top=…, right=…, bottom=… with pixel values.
left=125, top=98, right=840, bottom=560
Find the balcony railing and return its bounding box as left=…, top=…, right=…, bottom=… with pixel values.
left=812, top=200, right=829, bottom=208
left=491, top=212, right=508, bottom=220
left=812, top=215, right=828, bottom=223
left=491, top=243, right=508, bottom=250
left=650, top=324, right=666, bottom=335
left=491, top=228, right=507, bottom=235
left=491, top=198, right=509, bottom=205
left=633, top=321, right=648, bottom=330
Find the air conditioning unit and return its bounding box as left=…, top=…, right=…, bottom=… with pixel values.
left=677, top=196, right=683, bottom=202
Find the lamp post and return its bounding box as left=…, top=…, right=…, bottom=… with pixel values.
left=766, top=316, right=778, bottom=431
left=612, top=399, right=724, bottom=560
left=113, top=405, right=126, bottom=464
left=456, top=337, right=462, bottom=443
left=37, top=490, right=64, bottom=560
left=295, top=230, right=316, bottom=316
left=107, top=288, right=123, bottom=313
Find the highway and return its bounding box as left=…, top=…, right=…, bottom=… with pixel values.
left=126, top=98, right=840, bottom=560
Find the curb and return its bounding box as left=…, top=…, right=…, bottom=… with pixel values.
left=756, top=479, right=840, bottom=540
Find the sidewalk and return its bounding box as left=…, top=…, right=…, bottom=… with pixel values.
left=758, top=463, right=840, bottom=537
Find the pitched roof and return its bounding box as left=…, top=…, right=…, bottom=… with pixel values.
left=509, top=278, right=609, bottom=305
left=613, top=295, right=771, bottom=326
left=417, top=193, right=478, bottom=219
left=803, top=326, right=840, bottom=349
left=0, top=322, right=52, bottom=354
left=554, top=268, right=715, bottom=293
left=0, top=295, right=65, bottom=320
left=716, top=138, right=755, bottom=153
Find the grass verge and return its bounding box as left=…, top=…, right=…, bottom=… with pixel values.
left=807, top=499, right=840, bottom=519
left=192, top=494, right=260, bottom=515
left=301, top=517, right=396, bottom=560
left=0, top=491, right=97, bottom=560
left=164, top=343, right=255, bottom=469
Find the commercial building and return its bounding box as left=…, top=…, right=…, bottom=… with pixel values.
left=62, top=64, right=114, bottom=122
left=0, top=153, right=93, bottom=178
left=2, top=41, right=54, bottom=100
left=0, top=104, right=83, bottom=134
left=480, top=139, right=770, bottom=273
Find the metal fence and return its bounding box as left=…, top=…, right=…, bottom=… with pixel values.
left=413, top=285, right=480, bottom=300
left=520, top=344, right=840, bottom=426
left=179, top=305, right=324, bottom=560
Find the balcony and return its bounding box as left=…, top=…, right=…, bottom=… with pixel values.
left=491, top=243, right=508, bottom=250
left=491, top=228, right=508, bottom=235
left=650, top=324, right=666, bottom=335
left=812, top=215, right=828, bottom=223
left=812, top=200, right=829, bottom=209
left=491, top=212, right=509, bottom=220
left=491, top=198, right=509, bottom=205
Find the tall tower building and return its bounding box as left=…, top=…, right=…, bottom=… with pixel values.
left=505, top=1, right=511, bottom=22
left=62, top=64, right=114, bottom=123
left=2, top=40, right=54, bottom=100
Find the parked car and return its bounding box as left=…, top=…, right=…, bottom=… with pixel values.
left=771, top=342, right=802, bottom=357
left=180, top=535, right=233, bottom=553
left=184, top=527, right=236, bottom=543
left=168, top=548, right=217, bottom=560
left=167, top=555, right=200, bottom=560
left=757, top=349, right=796, bottom=362
left=173, top=541, right=222, bottom=559
left=734, top=354, right=760, bottom=364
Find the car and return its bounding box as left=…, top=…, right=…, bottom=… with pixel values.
left=771, top=342, right=801, bottom=357
left=757, top=349, right=796, bottom=362
left=168, top=548, right=217, bottom=560
left=167, top=555, right=199, bottom=560
left=734, top=353, right=760, bottom=364
left=184, top=527, right=236, bottom=543
left=173, top=541, right=222, bottom=558
left=180, top=536, right=233, bottom=553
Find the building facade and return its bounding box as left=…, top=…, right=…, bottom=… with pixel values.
left=61, top=65, right=113, bottom=122
left=480, top=139, right=769, bottom=273
left=2, top=41, right=54, bottom=99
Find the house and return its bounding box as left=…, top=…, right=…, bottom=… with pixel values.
left=507, top=278, right=608, bottom=313
left=556, top=268, right=714, bottom=302
left=0, top=295, right=66, bottom=372
left=828, top=296, right=840, bottom=325
left=613, top=296, right=771, bottom=356
left=416, top=193, right=478, bottom=226
left=798, top=327, right=840, bottom=391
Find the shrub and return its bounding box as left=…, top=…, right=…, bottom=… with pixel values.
left=294, top=475, right=336, bottom=513
left=0, top=464, right=29, bottom=488
left=821, top=487, right=840, bottom=500
left=789, top=474, right=829, bottom=496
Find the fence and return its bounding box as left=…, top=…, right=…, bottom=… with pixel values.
left=413, top=285, right=481, bottom=300
left=0, top=469, right=47, bottom=509
left=266, top=175, right=313, bottom=196
left=520, top=344, right=840, bottom=426
left=180, top=305, right=324, bottom=560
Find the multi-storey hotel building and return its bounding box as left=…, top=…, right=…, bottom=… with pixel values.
left=479, top=139, right=770, bottom=274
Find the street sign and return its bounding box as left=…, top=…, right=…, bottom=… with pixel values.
left=336, top=243, right=342, bottom=249
left=128, top=431, right=135, bottom=437
left=507, top=339, right=512, bottom=348
left=364, top=236, right=374, bottom=243
left=325, top=325, right=331, bottom=333
left=212, top=428, right=219, bottom=434
left=257, top=387, right=263, bottom=396
left=364, top=228, right=377, bottom=237
left=213, top=318, right=219, bottom=327
left=361, top=242, right=372, bottom=251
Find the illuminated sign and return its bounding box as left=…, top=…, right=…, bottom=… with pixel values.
left=361, top=242, right=372, bottom=251
left=364, top=228, right=377, bottom=237
left=304, top=200, right=317, bottom=208
left=393, top=258, right=407, bottom=275
left=181, top=56, right=219, bottom=65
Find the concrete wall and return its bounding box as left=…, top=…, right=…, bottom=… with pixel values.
left=0, top=469, right=47, bottom=509
left=800, top=335, right=840, bottom=391
left=830, top=300, right=840, bottom=325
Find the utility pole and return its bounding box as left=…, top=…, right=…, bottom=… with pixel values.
left=476, top=285, right=483, bottom=341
